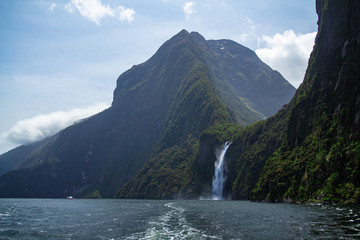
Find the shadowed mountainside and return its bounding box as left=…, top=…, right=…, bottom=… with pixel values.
left=0, top=30, right=294, bottom=198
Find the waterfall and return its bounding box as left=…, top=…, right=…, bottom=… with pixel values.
left=212, top=141, right=230, bottom=200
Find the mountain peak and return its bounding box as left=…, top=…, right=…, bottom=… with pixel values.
left=190, top=31, right=206, bottom=42
left=172, top=29, right=191, bottom=40
left=178, top=29, right=189, bottom=35
left=170, top=30, right=207, bottom=46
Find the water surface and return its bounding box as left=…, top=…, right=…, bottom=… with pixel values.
left=1, top=199, right=360, bottom=239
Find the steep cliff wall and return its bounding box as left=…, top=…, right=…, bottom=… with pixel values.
left=251, top=0, right=360, bottom=204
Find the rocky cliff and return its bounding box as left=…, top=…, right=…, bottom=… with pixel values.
left=242, top=0, right=360, bottom=203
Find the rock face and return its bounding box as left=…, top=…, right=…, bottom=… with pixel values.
left=248, top=0, right=360, bottom=203
left=0, top=30, right=294, bottom=198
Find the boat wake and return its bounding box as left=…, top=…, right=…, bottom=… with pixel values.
left=126, top=202, right=220, bottom=240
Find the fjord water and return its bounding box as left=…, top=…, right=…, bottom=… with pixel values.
left=1, top=199, right=360, bottom=239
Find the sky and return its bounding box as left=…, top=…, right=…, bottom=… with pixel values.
left=0, top=0, right=318, bottom=154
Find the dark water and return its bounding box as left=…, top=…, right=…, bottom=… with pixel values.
left=1, top=199, right=360, bottom=239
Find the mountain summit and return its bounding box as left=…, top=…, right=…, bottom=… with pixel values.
left=0, top=30, right=295, bottom=198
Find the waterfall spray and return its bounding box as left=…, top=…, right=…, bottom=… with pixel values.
left=212, top=141, right=230, bottom=200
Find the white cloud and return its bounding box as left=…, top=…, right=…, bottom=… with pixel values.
left=255, top=30, right=317, bottom=88
left=64, top=0, right=114, bottom=25
left=117, top=6, right=135, bottom=23
left=64, top=0, right=135, bottom=25
left=64, top=2, right=74, bottom=13
left=4, top=103, right=109, bottom=145
left=183, top=2, right=195, bottom=21
left=239, top=33, right=249, bottom=42
left=46, top=3, right=57, bottom=13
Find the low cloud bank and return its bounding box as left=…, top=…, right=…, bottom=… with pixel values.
left=256, top=30, right=317, bottom=88
left=4, top=102, right=109, bottom=145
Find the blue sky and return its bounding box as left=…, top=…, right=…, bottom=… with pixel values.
left=0, top=0, right=318, bottom=154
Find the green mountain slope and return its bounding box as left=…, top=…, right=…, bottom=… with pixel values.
left=117, top=0, right=360, bottom=203
left=0, top=137, right=51, bottom=176
left=116, top=32, right=295, bottom=199
left=0, top=30, right=295, bottom=198
left=191, top=0, right=360, bottom=203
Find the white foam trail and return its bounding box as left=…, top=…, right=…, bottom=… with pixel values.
left=126, top=202, right=220, bottom=239
left=212, top=141, right=230, bottom=200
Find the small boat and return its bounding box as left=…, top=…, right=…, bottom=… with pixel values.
left=66, top=196, right=74, bottom=200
